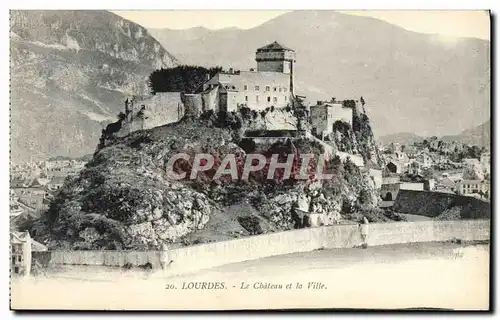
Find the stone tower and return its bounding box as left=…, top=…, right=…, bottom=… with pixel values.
left=255, top=41, right=296, bottom=97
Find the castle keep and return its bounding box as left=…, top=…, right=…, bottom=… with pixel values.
left=202, top=41, right=296, bottom=112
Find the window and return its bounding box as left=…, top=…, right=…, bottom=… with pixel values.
left=256, top=96, right=260, bottom=103
left=284, top=88, right=288, bottom=93
left=265, top=86, right=270, bottom=92
left=18, top=255, right=22, bottom=262
left=285, top=96, right=288, bottom=101
left=267, top=97, right=271, bottom=102
left=273, top=97, right=277, bottom=103
left=274, top=87, right=277, bottom=92
left=279, top=87, right=282, bottom=92
left=255, top=86, right=260, bottom=91
left=245, top=96, right=248, bottom=102
left=244, top=85, right=248, bottom=91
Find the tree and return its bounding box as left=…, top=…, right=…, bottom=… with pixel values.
left=360, top=96, right=366, bottom=113
left=147, top=65, right=223, bottom=94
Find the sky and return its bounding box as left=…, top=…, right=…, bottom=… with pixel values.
left=112, top=10, right=490, bottom=40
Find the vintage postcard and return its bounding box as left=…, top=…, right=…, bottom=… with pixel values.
left=9, top=9, right=491, bottom=311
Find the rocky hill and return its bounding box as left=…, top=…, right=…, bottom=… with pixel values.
left=10, top=10, right=178, bottom=163
left=31, top=110, right=385, bottom=250
left=148, top=10, right=490, bottom=138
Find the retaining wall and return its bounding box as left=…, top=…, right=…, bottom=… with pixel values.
left=50, top=219, right=489, bottom=275
left=393, top=190, right=491, bottom=219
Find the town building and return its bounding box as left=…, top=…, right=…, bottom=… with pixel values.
left=46, top=176, right=66, bottom=192
left=309, top=99, right=354, bottom=139
left=399, top=182, right=425, bottom=191
left=415, top=152, right=433, bottom=168
left=406, top=161, right=421, bottom=175
left=424, top=179, right=436, bottom=191
left=10, top=231, right=32, bottom=276
left=393, top=151, right=410, bottom=165
left=384, top=160, right=403, bottom=174
left=10, top=231, right=48, bottom=277
left=456, top=180, right=490, bottom=199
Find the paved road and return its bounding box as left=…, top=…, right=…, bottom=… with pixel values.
left=11, top=242, right=489, bottom=310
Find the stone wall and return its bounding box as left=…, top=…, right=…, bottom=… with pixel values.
left=393, top=190, right=491, bottom=219
left=49, top=220, right=490, bottom=276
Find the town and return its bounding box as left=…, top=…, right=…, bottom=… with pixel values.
left=379, top=139, right=490, bottom=206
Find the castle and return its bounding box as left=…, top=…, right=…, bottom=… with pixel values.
left=201, top=41, right=296, bottom=112
left=119, top=41, right=359, bottom=137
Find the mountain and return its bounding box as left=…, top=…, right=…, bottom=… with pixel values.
left=378, top=132, right=424, bottom=146
left=441, top=119, right=490, bottom=147
left=148, top=10, right=490, bottom=138
left=10, top=10, right=178, bottom=163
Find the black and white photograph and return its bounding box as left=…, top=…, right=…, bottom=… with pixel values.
left=8, top=8, right=491, bottom=311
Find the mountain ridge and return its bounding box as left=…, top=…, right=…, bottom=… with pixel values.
left=378, top=119, right=490, bottom=147
left=148, top=10, right=490, bottom=138
left=10, top=10, right=178, bottom=163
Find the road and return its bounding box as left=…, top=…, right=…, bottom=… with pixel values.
left=11, top=242, right=489, bottom=310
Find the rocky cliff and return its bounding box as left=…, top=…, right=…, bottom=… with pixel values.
left=10, top=10, right=178, bottom=163
left=31, top=110, right=385, bottom=250
left=323, top=104, right=384, bottom=168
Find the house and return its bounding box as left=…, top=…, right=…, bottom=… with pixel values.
left=415, top=152, right=433, bottom=168
left=10, top=231, right=32, bottom=276
left=309, top=100, right=354, bottom=139
left=406, top=161, right=421, bottom=175
left=399, top=182, right=425, bottom=191
left=385, top=160, right=403, bottom=174
left=436, top=177, right=457, bottom=193
left=424, top=179, right=436, bottom=191
left=10, top=178, right=28, bottom=188
left=456, top=180, right=490, bottom=199
left=46, top=176, right=66, bottom=192
left=394, top=151, right=410, bottom=165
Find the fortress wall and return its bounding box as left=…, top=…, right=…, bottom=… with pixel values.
left=183, top=93, right=203, bottom=117
left=50, top=220, right=489, bottom=275
left=201, top=86, right=219, bottom=112
left=393, top=190, right=491, bottom=219
left=129, top=92, right=184, bottom=132
left=331, top=104, right=353, bottom=126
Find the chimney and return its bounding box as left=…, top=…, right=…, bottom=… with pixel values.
left=205, top=73, right=210, bottom=81
left=229, top=68, right=233, bottom=73
left=317, top=101, right=323, bottom=105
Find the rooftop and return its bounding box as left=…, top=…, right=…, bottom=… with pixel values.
left=256, top=41, right=294, bottom=52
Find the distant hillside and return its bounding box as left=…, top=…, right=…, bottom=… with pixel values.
left=378, top=132, right=424, bottom=146
left=148, top=10, right=490, bottom=138
left=441, top=119, right=490, bottom=147
left=10, top=10, right=178, bottom=163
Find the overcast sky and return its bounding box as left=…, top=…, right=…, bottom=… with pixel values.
left=112, top=10, right=490, bottom=40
